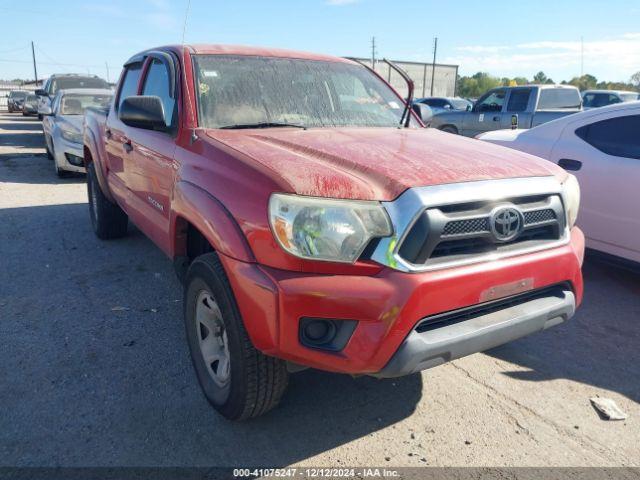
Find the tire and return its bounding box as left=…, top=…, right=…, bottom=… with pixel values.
left=184, top=253, right=289, bottom=420
left=440, top=125, right=458, bottom=135
left=45, top=135, right=54, bottom=160
left=55, top=163, right=68, bottom=178
left=87, top=162, right=128, bottom=239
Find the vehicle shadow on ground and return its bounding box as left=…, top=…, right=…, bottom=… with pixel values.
left=0, top=154, right=85, bottom=184
left=486, top=258, right=640, bottom=403
left=0, top=116, right=43, bottom=131
left=0, top=201, right=422, bottom=466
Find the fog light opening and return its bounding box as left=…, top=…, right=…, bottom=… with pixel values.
left=298, top=318, right=358, bottom=352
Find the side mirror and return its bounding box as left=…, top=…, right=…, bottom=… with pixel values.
left=40, top=105, right=53, bottom=116
left=35, top=89, right=47, bottom=97
left=119, top=96, right=167, bottom=131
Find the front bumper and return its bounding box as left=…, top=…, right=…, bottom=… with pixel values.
left=374, top=285, right=574, bottom=378
left=220, top=227, right=584, bottom=376
left=54, top=137, right=85, bottom=173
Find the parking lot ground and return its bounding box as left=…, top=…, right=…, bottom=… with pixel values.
left=0, top=112, right=639, bottom=467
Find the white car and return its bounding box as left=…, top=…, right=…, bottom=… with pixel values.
left=41, top=88, right=112, bottom=177
left=477, top=102, right=640, bottom=264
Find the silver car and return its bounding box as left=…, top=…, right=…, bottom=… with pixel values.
left=41, top=88, right=112, bottom=177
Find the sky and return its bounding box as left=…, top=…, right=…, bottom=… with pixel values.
left=1, top=0, right=639, bottom=83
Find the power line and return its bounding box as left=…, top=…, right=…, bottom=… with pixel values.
left=0, top=44, right=29, bottom=55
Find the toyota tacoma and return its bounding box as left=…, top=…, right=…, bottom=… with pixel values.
left=83, top=45, right=584, bottom=420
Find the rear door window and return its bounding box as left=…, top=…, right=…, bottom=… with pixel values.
left=575, top=115, right=640, bottom=159
left=506, top=89, right=532, bottom=112
left=117, top=64, right=143, bottom=110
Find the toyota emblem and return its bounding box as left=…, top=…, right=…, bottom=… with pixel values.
left=490, top=206, right=523, bottom=242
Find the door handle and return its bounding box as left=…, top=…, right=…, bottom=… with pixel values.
left=123, top=139, right=133, bottom=153
left=558, top=158, right=582, bottom=171
left=105, top=128, right=112, bottom=139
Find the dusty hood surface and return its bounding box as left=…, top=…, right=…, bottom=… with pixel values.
left=206, top=127, right=564, bottom=201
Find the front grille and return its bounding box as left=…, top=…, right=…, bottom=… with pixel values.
left=397, top=194, right=565, bottom=268
left=523, top=209, right=555, bottom=224
left=442, top=218, right=489, bottom=236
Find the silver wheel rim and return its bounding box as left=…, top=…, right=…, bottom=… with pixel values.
left=195, top=290, right=231, bottom=387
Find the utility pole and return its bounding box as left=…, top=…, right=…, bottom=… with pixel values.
left=371, top=36, right=376, bottom=70
left=430, top=37, right=438, bottom=96
left=31, top=41, right=38, bottom=85
left=580, top=36, right=584, bottom=77
left=105, top=62, right=110, bottom=83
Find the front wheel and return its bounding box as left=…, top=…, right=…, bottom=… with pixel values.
left=87, top=162, right=128, bottom=239
left=184, top=253, right=289, bottom=420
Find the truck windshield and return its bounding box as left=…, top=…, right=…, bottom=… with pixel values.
left=193, top=55, right=407, bottom=129
left=60, top=94, right=112, bottom=115
left=10, top=92, right=27, bottom=99
left=537, top=89, right=582, bottom=110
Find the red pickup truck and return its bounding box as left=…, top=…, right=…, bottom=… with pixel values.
left=83, top=44, right=584, bottom=420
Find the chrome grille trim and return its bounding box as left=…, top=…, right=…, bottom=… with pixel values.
left=369, top=177, right=570, bottom=273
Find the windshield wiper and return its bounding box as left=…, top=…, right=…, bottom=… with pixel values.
left=220, top=122, right=307, bottom=130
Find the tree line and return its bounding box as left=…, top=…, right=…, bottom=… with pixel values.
left=457, top=71, right=640, bottom=98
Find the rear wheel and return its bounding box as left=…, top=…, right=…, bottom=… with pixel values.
left=87, top=162, right=128, bottom=239
left=440, top=125, right=458, bottom=135
left=45, top=135, right=54, bottom=160
left=184, top=253, right=289, bottom=420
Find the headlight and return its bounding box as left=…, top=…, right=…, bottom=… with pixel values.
left=61, top=129, right=83, bottom=144
left=562, top=174, right=580, bottom=228
left=269, top=193, right=393, bottom=263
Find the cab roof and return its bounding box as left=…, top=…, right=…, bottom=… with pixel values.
left=126, top=44, right=355, bottom=65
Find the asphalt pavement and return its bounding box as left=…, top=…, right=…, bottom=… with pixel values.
left=0, top=112, right=638, bottom=467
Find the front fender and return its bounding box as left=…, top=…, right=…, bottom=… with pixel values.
left=429, top=111, right=465, bottom=129
left=83, top=127, right=114, bottom=202
left=171, top=180, right=255, bottom=263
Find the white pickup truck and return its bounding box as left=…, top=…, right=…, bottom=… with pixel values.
left=428, top=85, right=582, bottom=137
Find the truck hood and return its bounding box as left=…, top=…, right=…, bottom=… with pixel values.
left=205, top=127, right=565, bottom=201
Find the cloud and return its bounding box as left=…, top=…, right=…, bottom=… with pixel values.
left=445, top=33, right=640, bottom=81
left=326, top=0, right=360, bottom=5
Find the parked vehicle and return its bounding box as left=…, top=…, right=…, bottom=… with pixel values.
left=415, top=97, right=472, bottom=114
left=22, top=94, right=39, bottom=116
left=35, top=74, right=110, bottom=120
left=7, top=90, right=28, bottom=112
left=84, top=44, right=584, bottom=420
left=581, top=89, right=639, bottom=109
left=477, top=102, right=639, bottom=264
left=413, top=97, right=471, bottom=122
left=41, top=88, right=112, bottom=177
left=428, top=85, right=582, bottom=136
